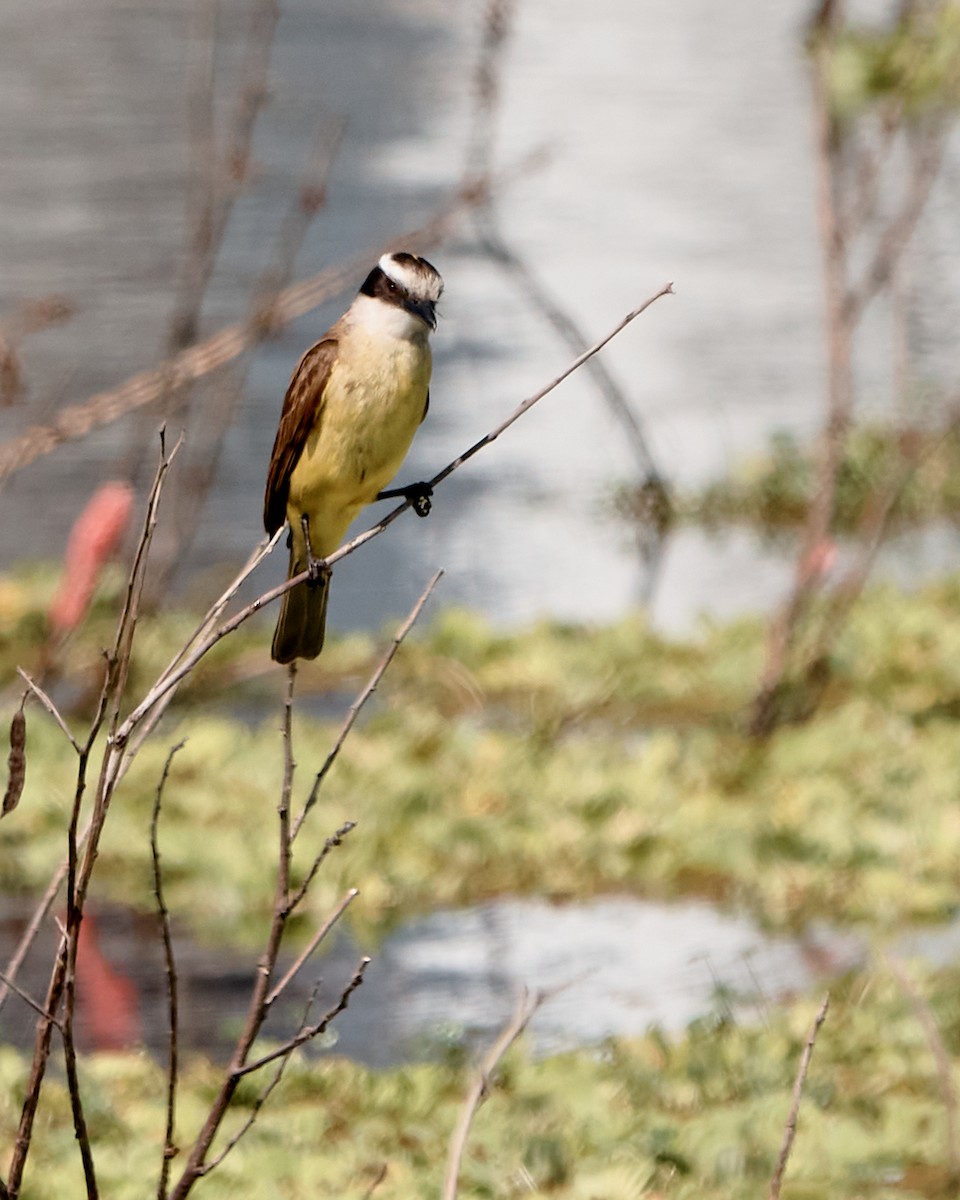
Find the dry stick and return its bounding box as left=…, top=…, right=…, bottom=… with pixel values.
left=292, top=568, right=444, bottom=839
left=167, top=666, right=299, bottom=1198
left=0, top=971, right=60, bottom=1028
left=167, top=0, right=279, bottom=356
left=0, top=152, right=544, bottom=483
left=265, top=888, right=358, bottom=1008
left=0, top=533, right=282, bottom=1021
left=6, top=435, right=182, bottom=1200
left=117, top=284, right=673, bottom=740
left=886, top=955, right=960, bottom=1184
left=442, top=988, right=547, bottom=1200
left=229, top=958, right=369, bottom=1081
left=172, top=575, right=439, bottom=1190
left=151, top=740, right=188, bottom=1200
left=479, top=220, right=667, bottom=488
left=768, top=994, right=830, bottom=1200
left=751, top=9, right=956, bottom=736
left=285, top=822, right=356, bottom=917
left=61, top=436, right=184, bottom=1200
left=797, top=422, right=935, bottom=682
left=201, top=981, right=324, bottom=1176
left=844, top=119, right=951, bottom=326
left=15, top=671, right=81, bottom=754
left=749, top=26, right=853, bottom=738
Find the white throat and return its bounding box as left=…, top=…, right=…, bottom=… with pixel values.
left=348, top=293, right=431, bottom=342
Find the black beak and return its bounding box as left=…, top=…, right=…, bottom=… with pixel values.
left=406, top=297, right=438, bottom=330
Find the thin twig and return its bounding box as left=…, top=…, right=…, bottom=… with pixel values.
left=285, top=822, right=356, bottom=917
left=0, top=532, right=282, bottom=1020
left=292, top=569, right=444, bottom=838
left=266, top=888, right=358, bottom=1007
left=0, top=970, right=61, bottom=1029
left=442, top=988, right=547, bottom=1200
left=166, top=667, right=297, bottom=1198
left=768, top=993, right=829, bottom=1200
left=201, top=982, right=323, bottom=1175
left=231, top=957, right=370, bottom=1079
left=151, top=740, right=187, bottom=1200
left=886, top=955, right=960, bottom=1184
left=15, top=672, right=80, bottom=754
left=7, top=434, right=183, bottom=1198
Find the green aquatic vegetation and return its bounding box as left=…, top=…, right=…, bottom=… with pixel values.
left=4, top=570, right=960, bottom=940
left=0, top=966, right=957, bottom=1198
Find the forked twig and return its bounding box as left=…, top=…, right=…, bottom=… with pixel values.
left=230, top=957, right=370, bottom=1081
left=442, top=987, right=548, bottom=1200
left=201, top=982, right=323, bottom=1176
left=266, top=888, right=358, bottom=1007
left=292, top=569, right=444, bottom=838
left=768, top=993, right=829, bottom=1200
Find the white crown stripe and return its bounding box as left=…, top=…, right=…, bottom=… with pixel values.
left=377, top=253, right=443, bottom=302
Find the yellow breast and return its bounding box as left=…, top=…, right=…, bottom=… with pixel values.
left=287, top=326, right=431, bottom=556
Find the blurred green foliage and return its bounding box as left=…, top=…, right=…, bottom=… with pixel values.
left=629, top=423, right=960, bottom=537
left=3, top=567, right=960, bottom=942
left=825, top=4, right=960, bottom=120
left=1, top=965, right=959, bottom=1198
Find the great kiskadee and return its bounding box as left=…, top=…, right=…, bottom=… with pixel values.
left=263, top=251, right=443, bottom=664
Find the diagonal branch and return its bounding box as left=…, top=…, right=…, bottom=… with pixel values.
left=442, top=988, right=547, bottom=1200
left=768, top=994, right=830, bottom=1200
left=292, top=569, right=443, bottom=839
left=115, top=283, right=673, bottom=740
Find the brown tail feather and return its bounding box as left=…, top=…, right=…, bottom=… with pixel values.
left=271, top=552, right=329, bottom=664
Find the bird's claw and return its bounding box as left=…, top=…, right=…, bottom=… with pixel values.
left=306, top=556, right=330, bottom=587
left=406, top=483, right=433, bottom=518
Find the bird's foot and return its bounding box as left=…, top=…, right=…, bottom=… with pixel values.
left=300, top=515, right=331, bottom=587
left=376, top=481, right=434, bottom=518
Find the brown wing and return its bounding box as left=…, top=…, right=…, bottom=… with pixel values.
left=263, top=337, right=339, bottom=534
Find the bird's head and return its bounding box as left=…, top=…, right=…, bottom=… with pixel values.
left=360, top=252, right=444, bottom=331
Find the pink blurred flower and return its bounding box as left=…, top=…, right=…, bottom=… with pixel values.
left=48, top=481, right=135, bottom=635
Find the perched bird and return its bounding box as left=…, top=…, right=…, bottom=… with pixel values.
left=264, top=251, right=443, bottom=663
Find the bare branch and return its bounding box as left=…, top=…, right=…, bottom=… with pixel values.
left=6, top=432, right=184, bottom=1198
left=266, top=889, right=358, bottom=1007
left=16, top=671, right=81, bottom=754
left=442, top=988, right=547, bottom=1200
left=231, top=957, right=370, bottom=1079
left=292, top=569, right=444, bottom=838
left=151, top=740, right=188, bottom=1200
left=886, top=956, right=960, bottom=1185
left=201, top=982, right=323, bottom=1175
left=768, top=993, right=829, bottom=1200
left=0, top=970, right=61, bottom=1029
left=286, top=822, right=356, bottom=917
